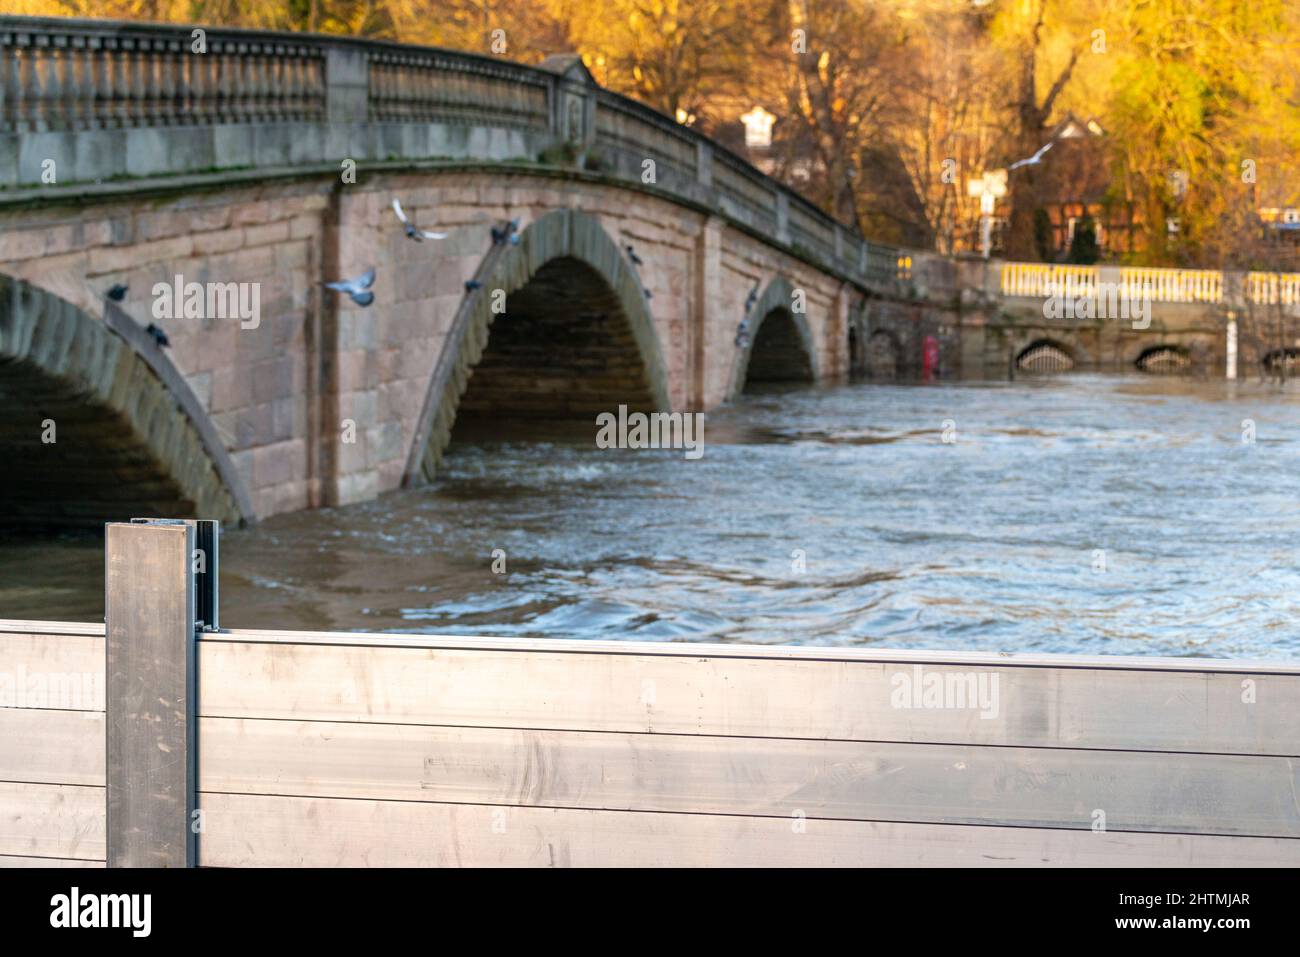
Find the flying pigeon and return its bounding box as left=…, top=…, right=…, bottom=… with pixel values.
left=144, top=323, right=170, bottom=348
left=323, top=268, right=376, bottom=307
left=392, top=199, right=447, bottom=242
left=1008, top=141, right=1054, bottom=171
left=106, top=283, right=128, bottom=302
left=624, top=244, right=644, bottom=267
left=491, top=219, right=521, bottom=246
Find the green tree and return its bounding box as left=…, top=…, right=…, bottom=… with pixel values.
left=1104, top=0, right=1300, bottom=265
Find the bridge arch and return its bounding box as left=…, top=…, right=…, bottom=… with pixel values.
left=404, top=208, right=672, bottom=483
left=0, top=276, right=253, bottom=527
left=1015, top=337, right=1079, bottom=374
left=864, top=329, right=902, bottom=379
left=730, top=277, right=818, bottom=397
left=1134, top=343, right=1193, bottom=374
left=1262, top=347, right=1299, bottom=375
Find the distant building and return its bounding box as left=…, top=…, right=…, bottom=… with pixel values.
left=740, top=106, right=776, bottom=149
left=1259, top=206, right=1300, bottom=265
left=709, top=104, right=819, bottom=189
left=965, top=114, right=1139, bottom=261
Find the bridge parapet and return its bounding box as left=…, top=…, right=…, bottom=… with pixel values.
left=0, top=15, right=913, bottom=295
left=1000, top=260, right=1300, bottom=308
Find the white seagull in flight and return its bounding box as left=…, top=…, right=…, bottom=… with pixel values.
left=1008, top=141, right=1054, bottom=171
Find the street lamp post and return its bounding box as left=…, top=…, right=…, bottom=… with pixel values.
left=967, top=168, right=1007, bottom=260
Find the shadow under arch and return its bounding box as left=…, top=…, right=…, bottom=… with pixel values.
left=0, top=275, right=254, bottom=527
left=403, top=208, right=673, bottom=484
left=729, top=276, right=818, bottom=398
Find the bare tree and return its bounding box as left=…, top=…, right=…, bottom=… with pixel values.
left=886, top=4, right=1003, bottom=252
left=1002, top=0, right=1081, bottom=260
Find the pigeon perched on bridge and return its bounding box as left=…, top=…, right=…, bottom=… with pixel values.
left=391, top=199, right=447, bottom=242
left=106, top=283, right=128, bottom=302
left=491, top=219, right=521, bottom=246
left=323, top=268, right=376, bottom=307
left=744, top=281, right=759, bottom=315
left=464, top=279, right=483, bottom=292
left=144, top=323, right=170, bottom=348
left=734, top=318, right=751, bottom=350
left=620, top=243, right=651, bottom=299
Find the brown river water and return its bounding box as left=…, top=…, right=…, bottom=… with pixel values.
left=2, top=373, right=1298, bottom=660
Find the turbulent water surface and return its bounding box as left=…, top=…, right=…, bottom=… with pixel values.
left=4, top=373, right=1299, bottom=660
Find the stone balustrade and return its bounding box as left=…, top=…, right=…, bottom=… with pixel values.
left=0, top=15, right=914, bottom=294
left=1001, top=261, right=1300, bottom=308
left=0, top=17, right=327, bottom=130
left=1248, top=270, right=1300, bottom=306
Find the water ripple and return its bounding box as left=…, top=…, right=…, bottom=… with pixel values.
left=2, top=373, right=1297, bottom=659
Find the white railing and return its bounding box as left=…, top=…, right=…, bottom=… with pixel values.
left=1003, top=262, right=1298, bottom=307
left=1247, top=272, right=1300, bottom=306
left=1119, top=267, right=1221, bottom=304
left=1001, top=263, right=1097, bottom=299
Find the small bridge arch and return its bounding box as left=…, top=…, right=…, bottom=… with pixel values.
left=864, top=329, right=902, bottom=379
left=1262, top=347, right=1300, bottom=376
left=404, top=208, right=672, bottom=484
left=1016, top=338, right=1078, bottom=374
left=730, top=277, right=818, bottom=397
left=1134, top=344, right=1193, bottom=374
left=0, top=276, right=253, bottom=527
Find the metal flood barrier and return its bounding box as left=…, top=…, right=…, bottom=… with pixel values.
left=1, top=519, right=1298, bottom=867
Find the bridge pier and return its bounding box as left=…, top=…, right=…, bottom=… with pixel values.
left=690, top=217, right=724, bottom=410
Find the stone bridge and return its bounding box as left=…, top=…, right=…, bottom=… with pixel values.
left=860, top=258, right=1300, bottom=381
left=0, top=17, right=1295, bottom=526
left=965, top=261, right=1298, bottom=377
